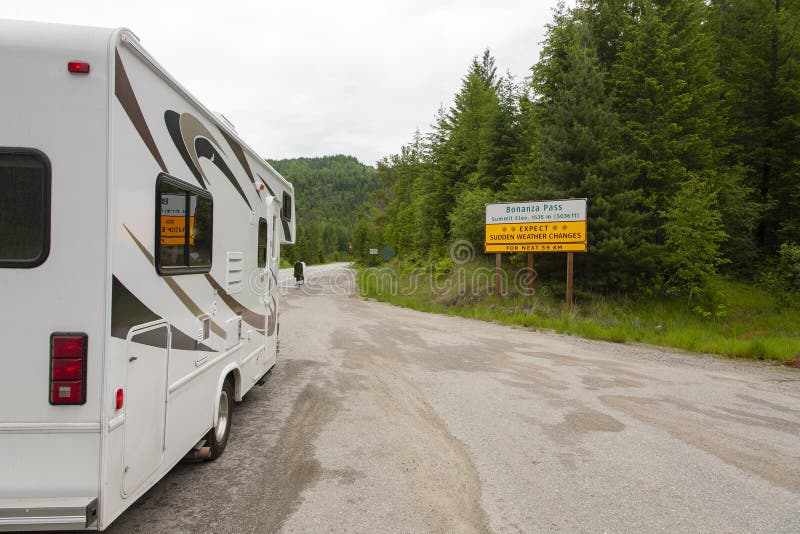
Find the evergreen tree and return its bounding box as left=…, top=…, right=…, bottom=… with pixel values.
left=436, top=50, right=501, bottom=190
left=306, top=220, right=323, bottom=264
left=712, top=0, right=800, bottom=251
left=373, top=50, right=522, bottom=260
left=610, top=0, right=757, bottom=276
left=577, top=0, right=634, bottom=72
left=436, top=51, right=521, bottom=250
left=448, top=186, right=496, bottom=248
left=380, top=131, right=431, bottom=258
left=662, top=176, right=728, bottom=304
left=531, top=11, right=649, bottom=291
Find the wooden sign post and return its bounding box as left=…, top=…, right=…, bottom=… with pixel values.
left=566, top=252, right=574, bottom=311
left=495, top=253, right=502, bottom=297
left=527, top=252, right=534, bottom=293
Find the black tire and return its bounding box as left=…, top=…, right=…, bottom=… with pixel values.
left=206, top=377, right=234, bottom=460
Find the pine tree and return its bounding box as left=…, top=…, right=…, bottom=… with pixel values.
left=306, top=220, right=323, bottom=264
left=662, top=176, right=728, bottom=304
left=380, top=132, right=423, bottom=258
left=577, top=0, right=634, bottom=72
left=610, top=0, right=757, bottom=277
left=712, top=0, right=800, bottom=250
left=376, top=50, right=523, bottom=260
left=531, top=11, right=649, bottom=291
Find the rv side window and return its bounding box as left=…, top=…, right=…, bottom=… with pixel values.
left=258, top=217, right=268, bottom=268
left=0, top=149, right=51, bottom=268
left=155, top=174, right=213, bottom=275
left=281, top=191, right=292, bottom=222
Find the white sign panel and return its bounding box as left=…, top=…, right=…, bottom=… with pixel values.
left=369, top=248, right=378, bottom=255
left=485, top=199, right=587, bottom=224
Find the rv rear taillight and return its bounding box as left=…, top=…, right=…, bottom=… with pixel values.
left=116, top=388, right=124, bottom=410
left=50, top=333, right=87, bottom=405
left=67, top=61, right=90, bottom=74
left=52, top=358, right=83, bottom=381
left=52, top=335, right=85, bottom=358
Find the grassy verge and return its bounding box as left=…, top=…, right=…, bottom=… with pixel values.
left=356, top=262, right=800, bottom=364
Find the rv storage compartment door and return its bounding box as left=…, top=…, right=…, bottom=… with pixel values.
left=122, top=322, right=170, bottom=497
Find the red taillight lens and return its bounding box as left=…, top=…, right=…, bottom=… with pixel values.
left=52, top=358, right=83, bottom=381
left=52, top=336, right=85, bottom=358
left=67, top=61, right=90, bottom=74
left=50, top=333, right=87, bottom=405
left=116, top=389, right=124, bottom=410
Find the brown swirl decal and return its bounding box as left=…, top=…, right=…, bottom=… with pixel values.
left=203, top=274, right=268, bottom=332
left=219, top=128, right=261, bottom=199
left=164, top=110, right=252, bottom=210
left=111, top=275, right=215, bottom=352
left=114, top=50, right=168, bottom=173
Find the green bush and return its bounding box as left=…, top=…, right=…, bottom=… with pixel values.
left=756, top=242, right=800, bottom=307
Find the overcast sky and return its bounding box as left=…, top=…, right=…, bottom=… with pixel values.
left=3, top=1, right=569, bottom=166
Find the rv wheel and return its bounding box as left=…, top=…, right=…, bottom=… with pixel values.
left=206, top=378, right=234, bottom=460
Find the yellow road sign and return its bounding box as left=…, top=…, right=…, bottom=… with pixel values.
left=485, top=242, right=587, bottom=253
left=485, top=221, right=587, bottom=244
left=160, top=215, right=196, bottom=246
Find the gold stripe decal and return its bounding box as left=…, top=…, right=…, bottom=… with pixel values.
left=123, top=225, right=226, bottom=338
left=203, top=274, right=266, bottom=330
left=123, top=225, right=271, bottom=333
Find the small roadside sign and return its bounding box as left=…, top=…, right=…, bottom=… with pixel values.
left=485, top=198, right=588, bottom=311
left=484, top=199, right=587, bottom=254
left=369, top=248, right=378, bottom=255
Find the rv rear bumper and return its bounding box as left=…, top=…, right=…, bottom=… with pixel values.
left=0, top=497, right=97, bottom=531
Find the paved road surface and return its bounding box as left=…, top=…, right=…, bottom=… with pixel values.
left=110, top=262, right=800, bottom=533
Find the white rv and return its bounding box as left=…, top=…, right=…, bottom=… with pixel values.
left=0, top=20, right=295, bottom=531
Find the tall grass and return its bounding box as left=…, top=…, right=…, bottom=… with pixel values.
left=356, top=262, right=800, bottom=363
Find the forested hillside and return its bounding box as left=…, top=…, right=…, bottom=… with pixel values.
left=355, top=0, right=800, bottom=304
left=269, top=155, right=380, bottom=264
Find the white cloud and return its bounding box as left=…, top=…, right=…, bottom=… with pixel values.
left=2, top=0, right=567, bottom=165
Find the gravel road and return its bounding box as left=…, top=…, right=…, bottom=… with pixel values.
left=109, top=262, right=800, bottom=533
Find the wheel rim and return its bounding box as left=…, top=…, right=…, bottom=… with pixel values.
left=215, top=389, right=229, bottom=442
